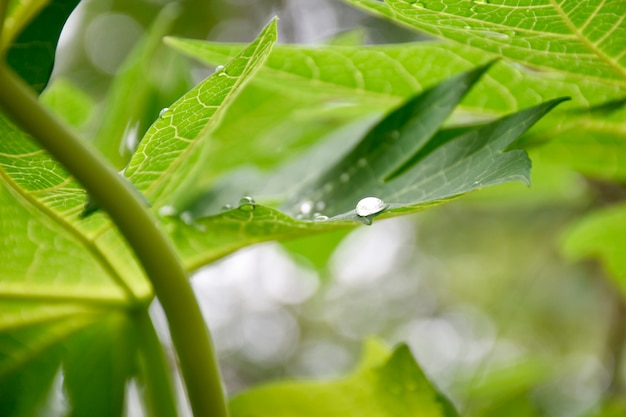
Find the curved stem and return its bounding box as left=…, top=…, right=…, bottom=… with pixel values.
left=0, top=64, right=229, bottom=417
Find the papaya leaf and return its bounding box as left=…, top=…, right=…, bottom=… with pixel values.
left=229, top=340, right=459, bottom=417
left=344, top=0, right=626, bottom=82
left=166, top=67, right=565, bottom=268
left=166, top=35, right=625, bottom=182
left=124, top=18, right=278, bottom=209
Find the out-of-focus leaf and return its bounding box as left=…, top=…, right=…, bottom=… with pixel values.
left=40, top=78, right=95, bottom=128
left=562, top=203, right=626, bottom=295
left=229, top=340, right=459, bottom=417
left=63, top=314, right=136, bottom=417
left=5, top=0, right=80, bottom=92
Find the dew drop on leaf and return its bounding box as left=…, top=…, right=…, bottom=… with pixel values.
left=215, top=65, right=224, bottom=73
left=314, top=215, right=329, bottom=222
left=238, top=196, right=256, bottom=211
left=221, top=204, right=233, bottom=211
left=159, top=107, right=172, bottom=119
left=355, top=197, right=387, bottom=217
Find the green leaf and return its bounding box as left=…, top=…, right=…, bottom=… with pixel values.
left=345, top=0, right=626, bottom=82
left=40, top=78, right=95, bottom=129
left=125, top=18, right=278, bottom=208
left=5, top=0, right=81, bottom=93
left=229, top=340, right=459, bottom=417
left=92, top=4, right=191, bottom=169
left=63, top=314, right=136, bottom=417
left=285, top=73, right=567, bottom=223
left=562, top=203, right=626, bottom=296
left=167, top=35, right=624, bottom=182
left=166, top=68, right=563, bottom=268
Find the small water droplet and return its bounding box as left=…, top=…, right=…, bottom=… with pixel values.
left=180, top=211, right=194, bottom=225
left=221, top=204, right=233, bottom=211
left=238, top=196, right=256, bottom=211
left=159, top=107, right=172, bottom=119
left=355, top=197, right=388, bottom=217
left=299, top=200, right=315, bottom=215
left=314, top=215, right=329, bottom=222
left=158, top=205, right=177, bottom=217
left=215, top=65, right=224, bottom=72
left=340, top=173, right=350, bottom=183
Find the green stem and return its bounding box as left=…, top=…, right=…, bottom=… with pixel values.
left=0, top=0, right=8, bottom=45
left=0, top=64, right=229, bottom=417
left=135, top=310, right=179, bottom=417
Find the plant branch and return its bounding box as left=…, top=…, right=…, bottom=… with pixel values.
left=0, top=64, right=229, bottom=417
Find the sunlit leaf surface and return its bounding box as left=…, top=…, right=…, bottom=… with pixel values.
left=229, top=340, right=459, bottom=417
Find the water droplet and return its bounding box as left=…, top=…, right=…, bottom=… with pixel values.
left=340, top=173, right=350, bottom=183
left=299, top=200, right=315, bottom=216
left=180, top=211, right=194, bottom=225
left=314, top=215, right=329, bottom=222
left=158, top=205, right=177, bottom=217
left=357, top=158, right=368, bottom=168
left=355, top=197, right=388, bottom=217
left=159, top=107, right=172, bottom=119
left=215, top=65, right=224, bottom=72
left=238, top=196, right=256, bottom=211
left=221, top=203, right=233, bottom=211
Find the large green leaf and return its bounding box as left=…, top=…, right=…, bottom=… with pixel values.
left=341, top=0, right=626, bottom=181
left=166, top=67, right=564, bottom=268
left=166, top=33, right=625, bottom=181
left=345, top=0, right=626, bottom=82
left=229, top=340, right=459, bottom=417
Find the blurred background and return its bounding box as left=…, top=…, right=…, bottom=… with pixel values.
left=48, top=1, right=625, bottom=416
